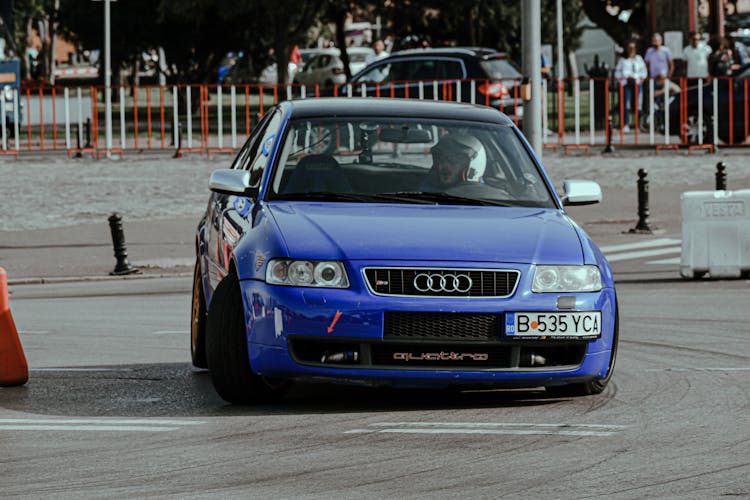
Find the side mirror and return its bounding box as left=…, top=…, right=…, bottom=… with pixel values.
left=561, top=179, right=602, bottom=206
left=209, top=169, right=259, bottom=198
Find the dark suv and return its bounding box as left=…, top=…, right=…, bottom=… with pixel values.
left=343, top=47, right=523, bottom=119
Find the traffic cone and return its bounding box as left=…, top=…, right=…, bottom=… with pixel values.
left=0, top=267, right=28, bottom=387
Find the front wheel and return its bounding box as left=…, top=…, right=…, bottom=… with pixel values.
left=683, top=114, right=714, bottom=145
left=205, top=272, right=290, bottom=404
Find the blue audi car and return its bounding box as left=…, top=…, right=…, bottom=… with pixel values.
left=191, top=98, right=617, bottom=404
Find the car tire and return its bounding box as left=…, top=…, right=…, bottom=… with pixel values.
left=190, top=258, right=208, bottom=369
left=205, top=272, right=290, bottom=404
left=683, top=114, right=713, bottom=145
left=546, top=299, right=619, bottom=397
left=718, top=128, right=747, bottom=145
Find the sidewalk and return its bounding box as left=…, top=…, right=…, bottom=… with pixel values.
left=1, top=150, right=749, bottom=283
left=0, top=216, right=197, bottom=283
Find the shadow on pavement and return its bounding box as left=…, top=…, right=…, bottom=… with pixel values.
left=0, top=363, right=566, bottom=417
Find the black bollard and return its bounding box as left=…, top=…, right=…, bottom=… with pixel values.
left=715, top=161, right=727, bottom=190
left=173, top=122, right=182, bottom=158
left=603, top=114, right=614, bottom=153
left=84, top=118, right=92, bottom=148
left=74, top=124, right=82, bottom=158
left=630, top=168, right=652, bottom=233
left=108, top=213, right=139, bottom=276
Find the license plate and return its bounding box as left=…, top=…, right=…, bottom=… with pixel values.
left=505, top=311, right=601, bottom=340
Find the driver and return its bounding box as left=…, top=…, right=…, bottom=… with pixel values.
left=421, top=133, right=486, bottom=190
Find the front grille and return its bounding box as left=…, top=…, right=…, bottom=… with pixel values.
left=384, top=312, right=501, bottom=341
left=363, top=267, right=520, bottom=298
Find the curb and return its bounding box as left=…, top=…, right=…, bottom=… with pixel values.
left=8, top=272, right=193, bottom=286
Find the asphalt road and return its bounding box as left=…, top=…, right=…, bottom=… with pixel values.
left=2, top=271, right=748, bottom=499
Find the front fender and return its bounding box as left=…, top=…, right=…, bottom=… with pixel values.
left=232, top=204, right=290, bottom=282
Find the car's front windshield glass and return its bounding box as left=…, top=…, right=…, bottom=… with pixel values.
left=267, top=117, right=555, bottom=208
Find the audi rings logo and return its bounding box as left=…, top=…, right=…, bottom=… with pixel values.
left=413, top=273, right=473, bottom=293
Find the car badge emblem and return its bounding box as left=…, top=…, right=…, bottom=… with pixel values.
left=413, top=273, right=473, bottom=293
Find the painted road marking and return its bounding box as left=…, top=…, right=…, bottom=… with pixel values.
left=344, top=422, right=626, bottom=437
left=645, top=367, right=750, bottom=372
left=0, top=418, right=205, bottom=433
left=605, top=246, right=682, bottom=262
left=647, top=257, right=681, bottom=265
left=600, top=238, right=681, bottom=253
left=601, top=238, right=682, bottom=264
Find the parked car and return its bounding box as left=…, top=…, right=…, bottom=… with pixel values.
left=191, top=97, right=618, bottom=404
left=294, top=47, right=374, bottom=87
left=343, top=47, right=524, bottom=117
left=669, top=66, right=750, bottom=144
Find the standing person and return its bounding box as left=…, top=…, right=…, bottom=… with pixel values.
left=683, top=32, right=711, bottom=79
left=540, top=52, right=551, bottom=78
left=615, top=42, right=648, bottom=132
left=707, top=36, right=733, bottom=76
left=365, top=39, right=388, bottom=65
left=644, top=33, right=674, bottom=79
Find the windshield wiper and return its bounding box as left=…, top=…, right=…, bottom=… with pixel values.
left=274, top=191, right=373, bottom=202
left=375, top=191, right=511, bottom=206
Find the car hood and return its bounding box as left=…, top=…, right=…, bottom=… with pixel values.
left=266, top=202, right=583, bottom=264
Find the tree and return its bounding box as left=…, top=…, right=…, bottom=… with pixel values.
left=259, top=0, right=326, bottom=84
left=374, top=0, right=583, bottom=73
left=578, top=0, right=732, bottom=50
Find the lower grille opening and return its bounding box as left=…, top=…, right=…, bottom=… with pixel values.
left=384, top=312, right=502, bottom=341
left=290, top=339, right=361, bottom=366
left=289, top=337, right=588, bottom=370
left=518, top=344, right=586, bottom=368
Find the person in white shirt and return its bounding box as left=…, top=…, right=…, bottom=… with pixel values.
left=615, top=42, right=648, bottom=132
left=683, top=32, right=711, bottom=78
left=365, top=39, right=389, bottom=65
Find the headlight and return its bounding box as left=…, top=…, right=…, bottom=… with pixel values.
left=266, top=259, right=349, bottom=288
left=532, top=265, right=602, bottom=293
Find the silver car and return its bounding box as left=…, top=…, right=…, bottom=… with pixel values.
left=295, top=47, right=375, bottom=87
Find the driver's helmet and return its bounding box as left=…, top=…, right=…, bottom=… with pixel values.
left=431, top=133, right=486, bottom=182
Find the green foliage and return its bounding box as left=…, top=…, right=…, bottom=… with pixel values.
left=11, top=0, right=588, bottom=84
left=375, top=0, right=583, bottom=64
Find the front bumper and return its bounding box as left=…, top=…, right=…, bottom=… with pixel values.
left=241, top=260, right=616, bottom=389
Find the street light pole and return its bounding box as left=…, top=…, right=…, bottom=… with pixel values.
left=522, top=0, right=542, bottom=157
left=104, top=0, right=112, bottom=155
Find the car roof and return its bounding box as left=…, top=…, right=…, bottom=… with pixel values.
left=284, top=97, right=514, bottom=125
left=304, top=47, right=375, bottom=56
left=387, top=47, right=507, bottom=59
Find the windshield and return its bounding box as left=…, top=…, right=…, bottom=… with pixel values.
left=480, top=58, right=523, bottom=79
left=267, top=117, right=555, bottom=208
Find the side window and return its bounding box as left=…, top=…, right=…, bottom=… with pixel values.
left=230, top=111, right=275, bottom=170
left=244, top=111, right=284, bottom=188
left=355, top=63, right=391, bottom=83
left=436, top=60, right=464, bottom=79
left=308, top=55, right=323, bottom=70
left=398, top=60, right=436, bottom=81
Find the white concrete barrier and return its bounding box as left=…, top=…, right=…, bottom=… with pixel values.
left=680, top=190, right=750, bottom=279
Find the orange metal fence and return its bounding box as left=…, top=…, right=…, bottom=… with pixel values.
left=1, top=77, right=747, bottom=157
